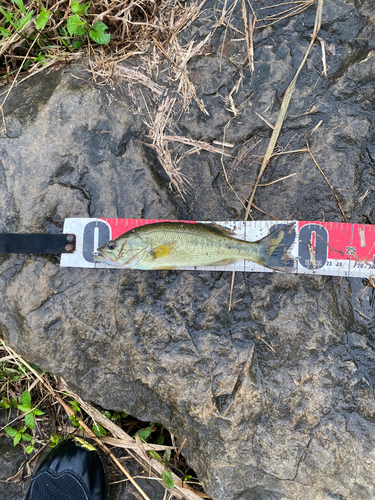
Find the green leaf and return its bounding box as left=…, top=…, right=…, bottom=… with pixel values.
left=148, top=450, right=162, bottom=462
left=32, top=408, right=45, bottom=416
left=0, top=27, right=10, bottom=38
left=50, top=435, right=60, bottom=447
left=67, top=15, right=86, bottom=36
left=134, top=426, right=153, bottom=442
left=21, top=390, right=31, bottom=407
left=0, top=7, right=14, bottom=25
left=92, top=423, right=107, bottom=437
left=163, top=448, right=171, bottom=464
left=162, top=469, right=174, bottom=490
left=14, top=433, right=21, bottom=446
left=36, top=9, right=50, bottom=30
left=21, top=432, right=32, bottom=441
left=71, top=0, right=91, bottom=15
left=71, top=40, right=82, bottom=49
left=13, top=0, right=26, bottom=15
left=5, top=426, right=17, bottom=437
left=156, top=434, right=164, bottom=445
left=25, top=412, right=35, bottom=429
left=18, top=405, right=31, bottom=412
left=69, top=400, right=81, bottom=413
left=68, top=414, right=80, bottom=427
left=89, top=22, right=110, bottom=45
left=18, top=10, right=33, bottom=30
left=25, top=445, right=34, bottom=454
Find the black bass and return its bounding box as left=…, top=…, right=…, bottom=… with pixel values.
left=94, top=221, right=295, bottom=270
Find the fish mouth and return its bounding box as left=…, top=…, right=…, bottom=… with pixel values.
left=93, top=251, right=106, bottom=263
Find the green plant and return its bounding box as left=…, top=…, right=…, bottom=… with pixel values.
left=148, top=449, right=175, bottom=489
left=17, top=389, right=45, bottom=430
left=102, top=410, right=128, bottom=421
left=3, top=389, right=44, bottom=455
left=67, top=0, right=110, bottom=47
left=50, top=434, right=61, bottom=448
left=69, top=399, right=81, bottom=414
left=0, top=396, right=18, bottom=409
left=134, top=423, right=155, bottom=442
left=0, top=0, right=34, bottom=37
left=5, top=425, right=33, bottom=451
left=68, top=399, right=83, bottom=428
left=92, top=422, right=107, bottom=437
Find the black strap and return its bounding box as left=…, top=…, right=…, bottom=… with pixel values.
left=0, top=234, right=76, bottom=254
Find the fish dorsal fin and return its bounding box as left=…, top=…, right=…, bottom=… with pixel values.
left=205, top=223, right=236, bottom=237
left=151, top=242, right=177, bottom=259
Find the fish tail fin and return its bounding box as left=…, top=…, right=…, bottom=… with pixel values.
left=255, top=223, right=296, bottom=271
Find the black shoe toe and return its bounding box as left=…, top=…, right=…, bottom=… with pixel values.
left=24, top=438, right=109, bottom=500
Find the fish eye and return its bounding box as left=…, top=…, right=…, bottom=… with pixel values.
left=107, top=242, right=116, bottom=250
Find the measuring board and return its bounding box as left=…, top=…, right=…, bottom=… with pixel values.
left=60, top=218, right=375, bottom=279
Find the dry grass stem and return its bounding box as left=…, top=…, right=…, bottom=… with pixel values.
left=65, top=388, right=208, bottom=500
left=213, top=141, right=235, bottom=148
left=244, top=172, right=297, bottom=187
left=354, top=308, right=371, bottom=321
left=0, top=340, right=151, bottom=500
left=309, top=120, right=323, bottom=134
left=305, top=137, right=347, bottom=222
left=359, top=189, right=370, bottom=203
left=318, top=37, right=327, bottom=76
left=256, top=0, right=316, bottom=28
left=1, top=338, right=207, bottom=499
left=244, top=0, right=323, bottom=221
left=163, top=136, right=236, bottom=158
left=229, top=271, right=236, bottom=311
left=258, top=336, right=276, bottom=353
left=146, top=96, right=190, bottom=199
left=254, top=111, right=275, bottom=130
left=113, top=66, right=164, bottom=95
left=241, top=0, right=256, bottom=73
left=151, top=32, right=210, bottom=115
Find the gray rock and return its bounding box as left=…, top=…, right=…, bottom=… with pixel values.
left=1, top=1, right=375, bottom=499
left=0, top=434, right=26, bottom=500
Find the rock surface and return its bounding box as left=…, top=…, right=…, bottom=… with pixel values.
left=1, top=0, right=375, bottom=499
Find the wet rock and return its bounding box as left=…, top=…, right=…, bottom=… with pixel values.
left=1, top=1, right=375, bottom=499
left=0, top=434, right=26, bottom=500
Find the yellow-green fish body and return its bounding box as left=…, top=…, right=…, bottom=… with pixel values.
left=94, top=221, right=294, bottom=270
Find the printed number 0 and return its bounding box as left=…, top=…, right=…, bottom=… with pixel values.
left=82, top=221, right=111, bottom=263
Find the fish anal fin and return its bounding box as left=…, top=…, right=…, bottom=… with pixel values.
left=209, top=258, right=237, bottom=266
left=151, top=242, right=177, bottom=259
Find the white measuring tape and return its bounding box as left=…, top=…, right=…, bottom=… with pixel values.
left=60, top=218, right=375, bottom=278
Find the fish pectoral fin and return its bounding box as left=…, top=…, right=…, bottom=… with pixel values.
left=150, top=242, right=177, bottom=259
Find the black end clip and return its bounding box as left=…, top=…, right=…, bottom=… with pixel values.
left=0, top=233, right=76, bottom=254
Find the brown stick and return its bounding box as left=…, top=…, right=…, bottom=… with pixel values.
left=2, top=343, right=151, bottom=500
left=305, top=137, right=347, bottom=223
left=244, top=0, right=323, bottom=221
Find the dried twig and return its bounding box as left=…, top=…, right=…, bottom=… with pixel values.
left=163, top=136, right=236, bottom=158
left=244, top=0, right=323, bottom=221
left=1, top=341, right=151, bottom=500
left=305, top=137, right=347, bottom=222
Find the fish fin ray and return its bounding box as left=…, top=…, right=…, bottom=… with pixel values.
left=208, top=258, right=237, bottom=266
left=256, top=223, right=296, bottom=271
left=208, top=223, right=236, bottom=236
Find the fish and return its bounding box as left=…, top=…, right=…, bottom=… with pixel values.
left=94, top=221, right=295, bottom=270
